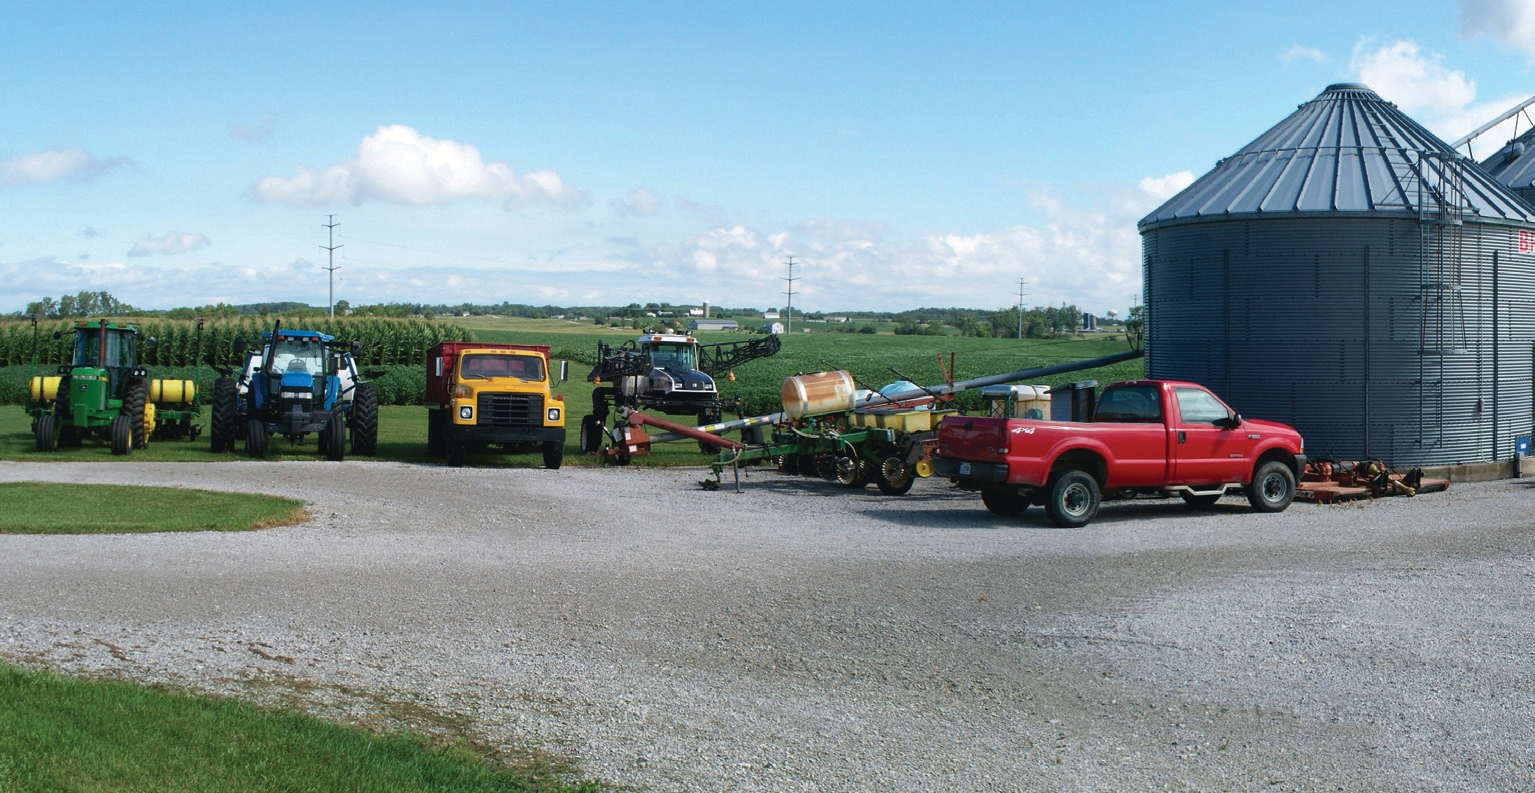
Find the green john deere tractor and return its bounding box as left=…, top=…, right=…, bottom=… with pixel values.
left=26, top=318, right=204, bottom=455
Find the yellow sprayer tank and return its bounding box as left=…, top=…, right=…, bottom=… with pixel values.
left=781, top=370, right=857, bottom=420
left=150, top=379, right=197, bottom=404
left=29, top=376, right=61, bottom=403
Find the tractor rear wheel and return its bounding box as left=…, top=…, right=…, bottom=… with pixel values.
left=350, top=382, right=379, bottom=456
left=325, top=416, right=345, bottom=462
left=124, top=378, right=150, bottom=450
left=110, top=415, right=132, bottom=456
left=35, top=414, right=57, bottom=452
left=210, top=378, right=237, bottom=452
left=245, top=419, right=267, bottom=459
left=875, top=455, right=915, bottom=495
left=542, top=440, right=563, bottom=470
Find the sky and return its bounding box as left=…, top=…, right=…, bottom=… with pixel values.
left=5, top=0, right=1535, bottom=316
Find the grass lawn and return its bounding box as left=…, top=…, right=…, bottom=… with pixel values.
left=0, top=482, right=308, bottom=534
left=0, top=663, right=600, bottom=792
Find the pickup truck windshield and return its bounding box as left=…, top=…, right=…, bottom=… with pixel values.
left=460, top=354, right=545, bottom=381
left=1094, top=385, right=1162, bottom=423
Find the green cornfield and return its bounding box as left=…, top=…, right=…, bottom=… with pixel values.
left=0, top=316, right=471, bottom=369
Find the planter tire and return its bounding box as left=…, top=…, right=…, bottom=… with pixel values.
left=875, top=456, right=915, bottom=496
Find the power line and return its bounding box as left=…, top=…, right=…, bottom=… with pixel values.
left=321, top=215, right=342, bottom=317
left=781, top=255, right=798, bottom=338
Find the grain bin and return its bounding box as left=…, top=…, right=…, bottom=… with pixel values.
left=1139, top=83, right=1535, bottom=467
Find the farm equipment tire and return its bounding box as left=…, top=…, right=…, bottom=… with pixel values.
left=245, top=419, right=268, bottom=459
left=815, top=454, right=838, bottom=481
left=776, top=454, right=797, bottom=475
left=110, top=415, right=132, bottom=456
left=542, top=440, right=563, bottom=470
left=697, top=408, right=722, bottom=453
left=124, top=378, right=150, bottom=450
left=1045, top=470, right=1100, bottom=528
left=350, top=382, right=379, bottom=456
left=1180, top=492, right=1222, bottom=509
left=209, top=378, right=237, bottom=452
left=797, top=454, right=819, bottom=478
left=446, top=439, right=466, bottom=468
left=34, top=414, right=58, bottom=452
left=325, top=416, right=346, bottom=462
left=427, top=410, right=447, bottom=457
left=1246, top=461, right=1296, bottom=514
left=835, top=454, right=868, bottom=489
left=579, top=415, right=603, bottom=455
left=875, top=456, right=915, bottom=496
left=981, top=487, right=1029, bottom=517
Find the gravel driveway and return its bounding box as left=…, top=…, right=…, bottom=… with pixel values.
left=2, top=459, right=1532, bottom=791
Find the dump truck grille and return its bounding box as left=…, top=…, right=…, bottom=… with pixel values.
left=477, top=393, right=543, bottom=427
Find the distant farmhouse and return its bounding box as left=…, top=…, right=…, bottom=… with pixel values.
left=762, top=310, right=780, bottom=319
left=761, top=321, right=785, bottom=334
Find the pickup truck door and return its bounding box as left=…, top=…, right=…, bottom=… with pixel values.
left=1090, top=384, right=1170, bottom=487
left=1170, top=386, right=1253, bottom=485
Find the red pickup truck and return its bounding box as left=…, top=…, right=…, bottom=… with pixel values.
left=932, top=380, right=1306, bottom=528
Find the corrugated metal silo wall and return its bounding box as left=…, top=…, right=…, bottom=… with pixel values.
left=1142, top=217, right=1535, bottom=467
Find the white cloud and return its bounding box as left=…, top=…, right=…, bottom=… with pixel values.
left=1280, top=44, right=1327, bottom=65
left=676, top=196, right=727, bottom=226
left=128, top=231, right=211, bottom=258
left=0, top=147, right=129, bottom=188
left=253, top=125, right=590, bottom=210
left=611, top=187, right=661, bottom=217
left=1136, top=171, right=1195, bottom=202
left=1460, top=0, right=1535, bottom=56
left=1351, top=39, right=1476, bottom=117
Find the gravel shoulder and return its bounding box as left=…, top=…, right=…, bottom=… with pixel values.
left=2, top=459, right=1533, bottom=791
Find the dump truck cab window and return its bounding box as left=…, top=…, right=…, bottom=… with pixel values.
left=648, top=343, right=696, bottom=372
left=460, top=354, right=544, bottom=381
left=1094, top=385, right=1163, bottom=423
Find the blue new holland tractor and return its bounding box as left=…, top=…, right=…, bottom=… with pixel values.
left=209, top=323, right=379, bottom=460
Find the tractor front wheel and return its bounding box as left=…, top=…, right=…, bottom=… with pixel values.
left=326, top=416, right=346, bottom=462
left=245, top=419, right=268, bottom=459
left=350, top=382, right=379, bottom=456
left=110, top=415, right=132, bottom=456
left=34, top=414, right=57, bottom=452
left=209, top=378, right=237, bottom=452
left=542, top=440, right=563, bottom=470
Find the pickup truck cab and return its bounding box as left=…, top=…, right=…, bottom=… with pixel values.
left=932, top=380, right=1306, bottom=528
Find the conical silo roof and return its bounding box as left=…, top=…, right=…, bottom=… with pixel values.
left=1140, top=83, right=1535, bottom=229
left=1478, top=127, right=1535, bottom=204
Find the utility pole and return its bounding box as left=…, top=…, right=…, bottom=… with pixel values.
left=321, top=214, right=342, bottom=317
left=781, top=255, right=798, bottom=338
left=1016, top=277, right=1027, bottom=340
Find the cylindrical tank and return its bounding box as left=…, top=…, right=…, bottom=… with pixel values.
left=150, top=379, right=197, bottom=404
left=29, top=376, right=61, bottom=402
left=781, top=370, right=857, bottom=419
left=1140, top=83, right=1535, bottom=467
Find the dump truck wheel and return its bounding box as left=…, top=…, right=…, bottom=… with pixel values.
left=34, top=414, right=57, bottom=452
left=427, top=410, right=447, bottom=457
left=875, top=456, right=915, bottom=496
left=210, top=378, right=237, bottom=452
left=446, top=439, right=466, bottom=468
left=245, top=419, right=267, bottom=459
left=326, top=416, right=345, bottom=462
left=124, top=378, right=150, bottom=449
left=1180, top=492, right=1222, bottom=509
left=542, top=440, right=563, bottom=470
left=1045, top=470, right=1100, bottom=528
left=1247, top=461, right=1296, bottom=513
left=350, top=382, right=379, bottom=456
left=110, top=415, right=132, bottom=456
left=981, top=487, right=1029, bottom=516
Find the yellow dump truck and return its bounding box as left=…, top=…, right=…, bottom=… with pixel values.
left=425, top=341, right=567, bottom=468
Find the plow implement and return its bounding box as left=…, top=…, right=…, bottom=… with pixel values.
left=1296, top=459, right=1449, bottom=504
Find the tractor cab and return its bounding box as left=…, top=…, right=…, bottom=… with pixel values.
left=240, top=330, right=344, bottom=426
left=63, top=322, right=146, bottom=415
left=636, top=334, right=716, bottom=399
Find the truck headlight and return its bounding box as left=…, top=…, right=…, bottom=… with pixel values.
left=459, top=405, right=473, bottom=420
left=280, top=391, right=307, bottom=400
left=547, top=407, right=560, bottom=422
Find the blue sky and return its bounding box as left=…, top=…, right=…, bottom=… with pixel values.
left=4, top=0, right=1535, bottom=315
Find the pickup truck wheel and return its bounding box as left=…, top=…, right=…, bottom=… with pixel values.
left=1179, top=492, right=1222, bottom=509
left=981, top=487, right=1029, bottom=516
left=875, top=456, right=915, bottom=496
left=1045, top=470, right=1100, bottom=528
left=1247, top=460, right=1296, bottom=513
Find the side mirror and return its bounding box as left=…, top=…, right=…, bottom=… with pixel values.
left=559, top=360, right=569, bottom=382
left=350, top=340, right=362, bottom=358
left=145, top=337, right=158, bottom=348
left=434, top=357, right=444, bottom=377
left=233, top=337, right=247, bottom=355
left=1215, top=414, right=1243, bottom=430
